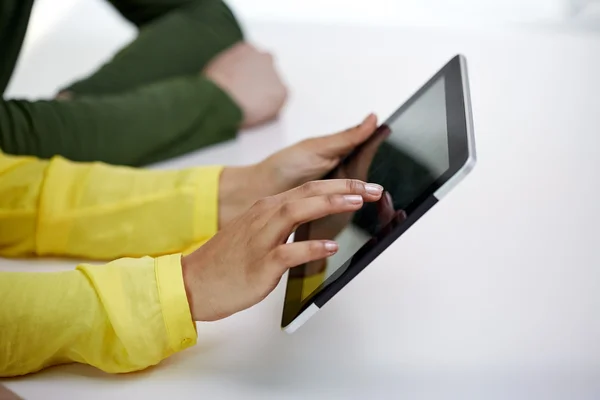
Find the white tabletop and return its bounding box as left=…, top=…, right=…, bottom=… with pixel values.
left=2, top=14, right=600, bottom=400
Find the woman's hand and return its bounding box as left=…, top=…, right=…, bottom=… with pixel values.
left=218, top=114, right=380, bottom=227
left=305, top=124, right=391, bottom=241
left=259, top=114, right=379, bottom=194
left=182, top=179, right=383, bottom=322
left=204, top=42, right=287, bottom=129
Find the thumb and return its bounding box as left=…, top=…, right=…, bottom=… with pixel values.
left=311, top=114, right=378, bottom=158
left=354, top=123, right=390, bottom=171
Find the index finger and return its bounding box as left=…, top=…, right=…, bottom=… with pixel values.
left=268, top=192, right=372, bottom=244
left=276, top=179, right=383, bottom=203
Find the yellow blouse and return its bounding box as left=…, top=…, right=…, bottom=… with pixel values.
left=0, top=152, right=221, bottom=376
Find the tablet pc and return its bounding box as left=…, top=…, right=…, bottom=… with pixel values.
left=281, top=54, right=476, bottom=333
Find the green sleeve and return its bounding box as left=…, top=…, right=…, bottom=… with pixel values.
left=0, top=76, right=242, bottom=166
left=106, top=0, right=199, bottom=27
left=64, top=0, right=243, bottom=96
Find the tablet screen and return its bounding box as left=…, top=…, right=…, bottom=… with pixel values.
left=283, top=75, right=454, bottom=325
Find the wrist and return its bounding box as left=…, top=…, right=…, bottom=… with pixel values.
left=204, top=76, right=245, bottom=128
left=218, top=165, right=260, bottom=228
left=181, top=252, right=222, bottom=322
left=181, top=254, right=199, bottom=321
left=217, top=161, right=284, bottom=228
left=181, top=253, right=213, bottom=322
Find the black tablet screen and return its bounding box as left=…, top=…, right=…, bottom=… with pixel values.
left=283, top=75, right=454, bottom=326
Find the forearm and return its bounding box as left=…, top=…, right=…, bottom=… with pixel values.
left=1, top=76, right=241, bottom=166
left=0, top=255, right=196, bottom=377
left=65, top=0, right=243, bottom=96
left=0, top=151, right=221, bottom=259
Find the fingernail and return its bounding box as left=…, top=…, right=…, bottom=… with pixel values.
left=385, top=191, right=393, bottom=204
left=324, top=241, right=338, bottom=252
left=365, top=183, right=383, bottom=195
left=344, top=194, right=363, bottom=205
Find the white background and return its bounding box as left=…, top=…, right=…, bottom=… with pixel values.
left=15, top=0, right=600, bottom=65
left=2, top=0, right=600, bottom=399
left=8, top=0, right=600, bottom=99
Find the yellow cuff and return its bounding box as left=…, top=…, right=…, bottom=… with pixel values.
left=155, top=254, right=197, bottom=353
left=190, top=165, right=223, bottom=250
left=302, top=271, right=327, bottom=299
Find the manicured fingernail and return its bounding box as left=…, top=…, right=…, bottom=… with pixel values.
left=344, top=195, right=363, bottom=205
left=324, top=241, right=338, bottom=252
left=385, top=191, right=393, bottom=204
left=365, top=183, right=383, bottom=195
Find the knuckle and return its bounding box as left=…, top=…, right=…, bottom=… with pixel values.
left=272, top=246, right=290, bottom=265
left=278, top=86, right=289, bottom=104
left=346, top=179, right=363, bottom=193
left=344, top=179, right=355, bottom=193
left=255, top=195, right=277, bottom=210
left=252, top=199, right=266, bottom=211
left=301, top=181, right=318, bottom=196
left=279, top=202, right=298, bottom=221
left=344, top=179, right=353, bottom=192
left=325, top=194, right=339, bottom=208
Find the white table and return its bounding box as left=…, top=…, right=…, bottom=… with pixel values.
left=2, top=15, right=600, bottom=399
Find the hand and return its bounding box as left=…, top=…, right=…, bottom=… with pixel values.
left=301, top=190, right=406, bottom=280
left=217, top=114, right=380, bottom=227
left=260, top=114, right=380, bottom=194
left=0, top=384, right=22, bottom=400
left=306, top=123, right=390, bottom=240
left=203, top=42, right=287, bottom=128
left=181, top=179, right=383, bottom=322
left=55, top=91, right=73, bottom=100
left=335, top=124, right=391, bottom=182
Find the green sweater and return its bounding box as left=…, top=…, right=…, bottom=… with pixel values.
left=0, top=0, right=244, bottom=166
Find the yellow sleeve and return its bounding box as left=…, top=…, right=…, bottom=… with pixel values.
left=0, top=152, right=221, bottom=259
left=0, top=254, right=197, bottom=377
left=301, top=271, right=327, bottom=299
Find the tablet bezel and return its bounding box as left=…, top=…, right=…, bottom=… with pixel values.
left=281, top=54, right=476, bottom=333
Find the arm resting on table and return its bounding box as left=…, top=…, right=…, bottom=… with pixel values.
left=0, top=76, right=242, bottom=166
left=0, top=151, right=221, bottom=259
left=66, top=0, right=243, bottom=96
left=0, top=254, right=196, bottom=377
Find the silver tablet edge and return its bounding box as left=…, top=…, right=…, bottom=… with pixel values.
left=283, top=55, right=476, bottom=334
left=283, top=304, right=320, bottom=334
left=434, top=54, right=477, bottom=200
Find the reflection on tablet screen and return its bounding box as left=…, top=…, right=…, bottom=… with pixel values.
left=285, top=76, right=448, bottom=314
